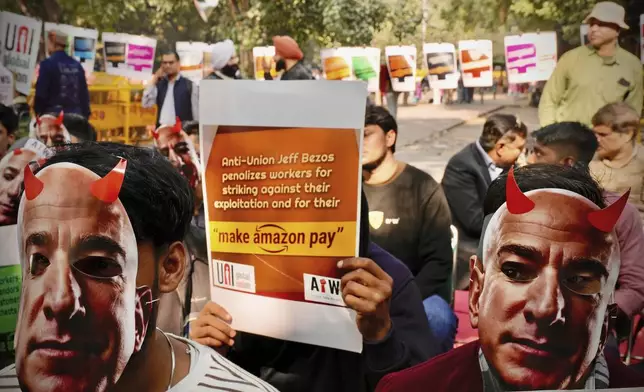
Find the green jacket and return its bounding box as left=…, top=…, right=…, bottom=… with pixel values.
left=539, top=45, right=643, bottom=127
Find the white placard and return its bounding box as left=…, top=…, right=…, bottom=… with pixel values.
left=385, top=45, right=417, bottom=92
left=0, top=64, right=13, bottom=106
left=321, top=47, right=354, bottom=81
left=176, top=41, right=212, bottom=83
left=423, top=43, right=459, bottom=90
left=0, top=12, right=42, bottom=95
left=103, top=32, right=157, bottom=81
left=504, top=32, right=558, bottom=84
left=352, top=47, right=380, bottom=93
left=199, top=80, right=366, bottom=353
left=44, top=22, right=98, bottom=73
left=252, top=46, right=276, bottom=80
left=458, top=40, right=493, bottom=88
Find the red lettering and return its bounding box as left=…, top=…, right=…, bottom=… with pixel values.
left=320, top=279, right=327, bottom=293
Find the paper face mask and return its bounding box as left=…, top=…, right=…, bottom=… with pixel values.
left=153, top=117, right=202, bottom=189
left=30, top=112, right=72, bottom=147
left=0, top=139, right=47, bottom=227
left=473, top=167, right=627, bottom=390
left=14, top=159, right=153, bottom=392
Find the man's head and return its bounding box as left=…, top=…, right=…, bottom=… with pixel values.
left=32, top=112, right=70, bottom=147
left=0, top=139, right=47, bottom=226
left=527, top=122, right=598, bottom=169
left=272, top=35, right=303, bottom=72
left=15, top=142, right=193, bottom=392
left=584, top=2, right=628, bottom=49
left=479, top=114, right=528, bottom=168
left=210, top=39, right=237, bottom=71
left=362, top=106, right=397, bottom=171
left=592, top=102, right=640, bottom=160
left=0, top=104, right=18, bottom=159
left=472, top=165, right=624, bottom=390
left=161, top=51, right=180, bottom=79
left=153, top=119, right=201, bottom=191
left=47, top=30, right=68, bottom=54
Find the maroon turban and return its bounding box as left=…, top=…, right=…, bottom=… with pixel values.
left=273, top=35, right=303, bottom=60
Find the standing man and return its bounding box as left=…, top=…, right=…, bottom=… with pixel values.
left=142, top=51, right=199, bottom=128
left=362, top=106, right=456, bottom=352
left=539, top=2, right=643, bottom=127
left=34, top=30, right=90, bottom=119
left=263, top=36, right=314, bottom=81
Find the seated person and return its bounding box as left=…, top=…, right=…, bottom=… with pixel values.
left=189, top=192, right=439, bottom=392
left=376, top=165, right=644, bottom=391
left=589, top=102, right=644, bottom=219
left=441, top=114, right=527, bottom=288
left=0, top=142, right=277, bottom=392
left=527, top=122, right=644, bottom=323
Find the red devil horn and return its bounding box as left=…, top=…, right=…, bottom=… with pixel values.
left=90, top=158, right=127, bottom=203
left=505, top=167, right=535, bottom=214
left=56, top=111, right=64, bottom=126
left=172, top=117, right=182, bottom=133
left=13, top=148, right=22, bottom=156
left=36, top=116, right=41, bottom=126
left=152, top=129, right=160, bottom=140
left=588, top=190, right=630, bottom=232
left=24, top=165, right=44, bottom=201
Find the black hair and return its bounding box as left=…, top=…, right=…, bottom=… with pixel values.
left=163, top=51, right=180, bottom=62
left=0, top=104, right=18, bottom=135
left=182, top=120, right=199, bottom=136
left=531, top=122, right=598, bottom=167
left=479, top=114, right=528, bottom=152
left=37, top=142, right=194, bottom=249
left=63, top=114, right=98, bottom=142
left=483, top=164, right=605, bottom=216
left=364, top=105, right=398, bottom=153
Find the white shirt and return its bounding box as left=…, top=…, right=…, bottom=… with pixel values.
left=142, top=75, right=199, bottom=124
left=0, top=63, right=14, bottom=106
left=0, top=335, right=279, bottom=392
left=475, top=140, right=503, bottom=182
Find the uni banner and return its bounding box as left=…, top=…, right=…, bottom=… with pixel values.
left=423, top=42, right=459, bottom=90
left=252, top=46, right=277, bottom=80
left=351, top=47, right=380, bottom=93
left=0, top=12, right=42, bottom=95
left=44, top=23, right=98, bottom=74
left=321, top=47, right=353, bottom=81
left=385, top=45, right=417, bottom=92
left=458, top=40, right=493, bottom=88
left=102, top=32, right=157, bottom=81
left=199, top=79, right=366, bottom=352
left=504, top=32, right=557, bottom=84
left=176, top=41, right=212, bottom=83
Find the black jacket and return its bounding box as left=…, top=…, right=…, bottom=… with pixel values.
left=441, top=143, right=492, bottom=285
left=265, top=61, right=314, bottom=81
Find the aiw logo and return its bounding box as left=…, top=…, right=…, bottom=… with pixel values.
left=303, top=273, right=345, bottom=306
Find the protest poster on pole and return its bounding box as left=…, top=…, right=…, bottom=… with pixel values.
left=44, top=23, right=98, bottom=73
left=385, top=45, right=417, bottom=92
left=199, top=80, right=366, bottom=352
left=0, top=12, right=42, bottom=95
left=458, top=40, right=493, bottom=88
left=252, top=46, right=277, bottom=80
left=580, top=24, right=590, bottom=46
left=504, top=32, right=557, bottom=84
left=176, top=41, right=212, bottom=83
left=0, top=64, right=13, bottom=106
left=423, top=43, right=459, bottom=90
left=103, top=33, right=157, bottom=81
left=321, top=48, right=353, bottom=81
left=352, top=47, right=380, bottom=93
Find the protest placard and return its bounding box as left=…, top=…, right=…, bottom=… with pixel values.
left=199, top=80, right=366, bottom=352
left=103, top=32, right=156, bottom=81
left=385, top=46, right=416, bottom=92
left=0, top=12, right=41, bottom=95
left=352, top=47, right=380, bottom=93
left=504, top=32, right=557, bottom=84
left=177, top=41, right=213, bottom=82
left=458, top=40, right=493, bottom=88
left=321, top=47, right=353, bottom=81
left=252, top=46, right=277, bottom=80
left=423, top=43, right=459, bottom=90
left=44, top=22, right=99, bottom=73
